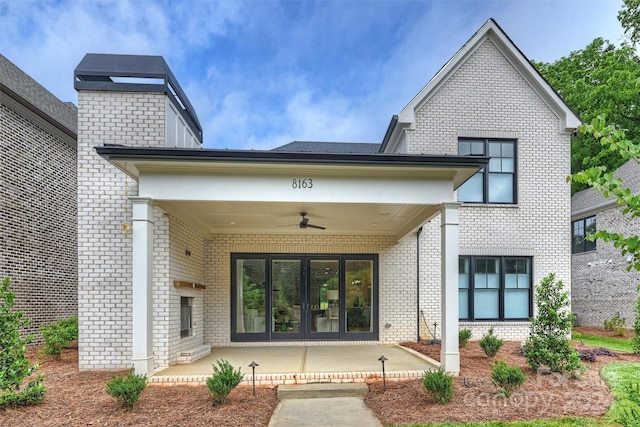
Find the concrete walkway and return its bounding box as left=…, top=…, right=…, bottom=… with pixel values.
left=268, top=383, right=382, bottom=427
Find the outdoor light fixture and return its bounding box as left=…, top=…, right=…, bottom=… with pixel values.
left=378, top=355, right=388, bottom=390
left=249, top=361, right=259, bottom=396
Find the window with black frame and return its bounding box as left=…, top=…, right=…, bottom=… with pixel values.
left=458, top=256, right=532, bottom=321
left=572, top=216, right=596, bottom=254
left=458, top=139, right=516, bottom=204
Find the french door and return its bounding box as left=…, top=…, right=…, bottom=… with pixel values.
left=231, top=254, right=377, bottom=341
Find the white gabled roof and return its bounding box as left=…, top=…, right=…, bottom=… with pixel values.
left=397, top=18, right=581, bottom=132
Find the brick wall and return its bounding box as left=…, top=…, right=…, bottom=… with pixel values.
left=572, top=206, right=640, bottom=327
left=1, top=103, right=77, bottom=341
left=77, top=91, right=166, bottom=369
left=411, top=39, right=572, bottom=340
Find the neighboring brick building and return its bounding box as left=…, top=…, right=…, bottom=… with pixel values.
left=76, top=19, right=579, bottom=377
left=0, top=54, right=78, bottom=340
left=571, top=159, right=640, bottom=327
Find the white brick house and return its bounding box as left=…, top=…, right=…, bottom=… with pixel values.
left=571, top=159, right=640, bottom=327
left=76, top=19, right=579, bottom=377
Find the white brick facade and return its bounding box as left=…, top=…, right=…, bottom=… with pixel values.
left=75, top=21, right=578, bottom=373
left=409, top=38, right=572, bottom=341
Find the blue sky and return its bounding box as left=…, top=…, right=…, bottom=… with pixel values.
left=1, top=0, right=626, bottom=149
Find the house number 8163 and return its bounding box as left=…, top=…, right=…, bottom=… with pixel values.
left=292, top=179, right=313, bottom=189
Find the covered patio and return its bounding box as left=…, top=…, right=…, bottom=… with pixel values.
left=150, top=344, right=439, bottom=386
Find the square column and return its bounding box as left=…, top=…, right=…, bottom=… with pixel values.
left=130, top=197, right=155, bottom=376
left=440, top=202, right=461, bottom=373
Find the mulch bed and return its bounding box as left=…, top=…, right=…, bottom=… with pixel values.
left=1, top=329, right=638, bottom=426
left=366, top=336, right=640, bottom=425
left=0, top=343, right=278, bottom=427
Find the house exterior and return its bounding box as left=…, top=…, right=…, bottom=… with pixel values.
left=0, top=54, right=78, bottom=340
left=75, top=19, right=580, bottom=377
left=571, top=159, right=640, bottom=327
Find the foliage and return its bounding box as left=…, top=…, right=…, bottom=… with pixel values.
left=422, top=367, right=454, bottom=404
left=0, top=277, right=46, bottom=408
left=40, top=316, right=78, bottom=358
left=604, top=316, right=627, bottom=337
left=576, top=347, right=617, bottom=363
left=601, top=363, right=640, bottom=426
left=533, top=40, right=640, bottom=194
left=402, top=417, right=619, bottom=426
left=105, top=368, right=147, bottom=409
left=458, top=328, right=472, bottom=348
left=206, top=359, right=244, bottom=406
left=619, top=0, right=640, bottom=46
left=479, top=328, right=504, bottom=357
left=569, top=116, right=640, bottom=354
left=634, top=296, right=640, bottom=353
left=491, top=360, right=526, bottom=398
left=572, top=331, right=635, bottom=353
left=524, top=274, right=582, bottom=375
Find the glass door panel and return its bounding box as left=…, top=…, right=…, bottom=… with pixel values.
left=345, top=260, right=373, bottom=333
left=271, top=259, right=302, bottom=336
left=309, top=259, right=340, bottom=335
left=234, top=258, right=266, bottom=335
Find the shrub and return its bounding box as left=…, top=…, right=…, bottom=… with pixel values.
left=491, top=360, right=526, bottom=398
left=106, top=369, right=147, bottom=409
left=479, top=327, right=504, bottom=357
left=422, top=367, right=454, bottom=404
left=0, top=277, right=46, bottom=408
left=633, top=295, right=640, bottom=354
left=524, top=273, right=582, bottom=375
left=206, top=359, right=244, bottom=406
left=41, top=316, right=78, bottom=358
left=577, top=347, right=617, bottom=362
left=604, top=316, right=627, bottom=337
left=458, top=329, right=472, bottom=348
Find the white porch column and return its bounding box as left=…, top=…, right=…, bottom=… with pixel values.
left=440, top=202, right=461, bottom=373
left=130, top=197, right=154, bottom=376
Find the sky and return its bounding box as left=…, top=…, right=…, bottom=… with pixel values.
left=1, top=0, right=627, bottom=150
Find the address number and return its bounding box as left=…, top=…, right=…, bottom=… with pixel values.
left=292, top=178, right=313, bottom=189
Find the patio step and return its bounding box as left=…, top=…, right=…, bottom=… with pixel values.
left=277, top=383, right=368, bottom=399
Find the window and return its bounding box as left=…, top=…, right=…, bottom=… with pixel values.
left=572, top=216, right=596, bottom=253
left=458, top=256, right=532, bottom=321
left=458, top=139, right=516, bottom=204
left=180, top=297, right=193, bottom=338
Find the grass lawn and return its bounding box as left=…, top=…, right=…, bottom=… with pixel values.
left=601, top=363, right=640, bottom=426
left=572, top=331, right=635, bottom=353
left=396, top=417, right=617, bottom=426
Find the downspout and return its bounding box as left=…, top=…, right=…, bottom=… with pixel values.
left=416, top=226, right=423, bottom=342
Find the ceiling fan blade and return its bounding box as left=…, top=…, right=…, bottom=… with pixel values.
left=306, top=223, right=326, bottom=230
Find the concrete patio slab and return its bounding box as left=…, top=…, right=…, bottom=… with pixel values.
left=150, top=344, right=438, bottom=386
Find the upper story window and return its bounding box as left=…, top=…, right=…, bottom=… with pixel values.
left=458, top=139, right=516, bottom=204
left=572, top=216, right=596, bottom=254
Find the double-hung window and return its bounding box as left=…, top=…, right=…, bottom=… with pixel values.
left=459, top=256, right=532, bottom=321
left=458, top=139, right=516, bottom=204
left=572, top=216, right=596, bottom=253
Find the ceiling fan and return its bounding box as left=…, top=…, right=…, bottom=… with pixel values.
left=279, top=212, right=326, bottom=230
left=299, top=212, right=326, bottom=230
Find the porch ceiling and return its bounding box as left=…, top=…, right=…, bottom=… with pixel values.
left=156, top=200, right=441, bottom=238
left=96, top=145, right=488, bottom=241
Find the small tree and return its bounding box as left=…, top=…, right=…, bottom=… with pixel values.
left=0, top=278, right=46, bottom=408
left=524, top=273, right=582, bottom=375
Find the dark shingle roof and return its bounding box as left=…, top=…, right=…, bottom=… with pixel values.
left=272, top=141, right=381, bottom=154
left=0, top=54, right=77, bottom=137
left=572, top=160, right=640, bottom=217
